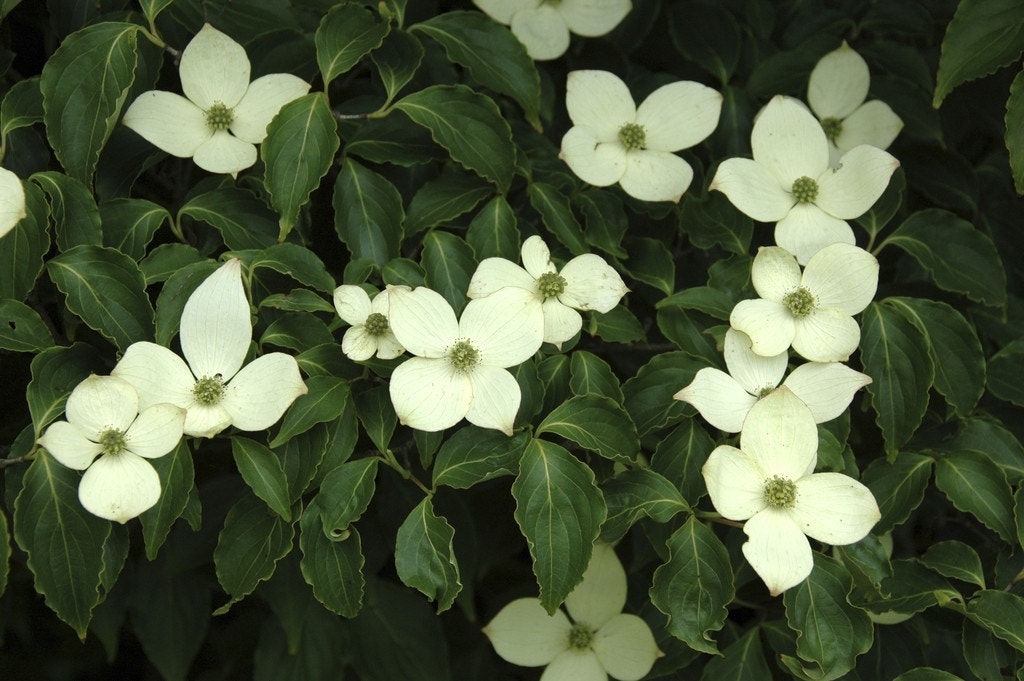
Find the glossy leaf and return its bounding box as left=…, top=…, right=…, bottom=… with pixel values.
left=934, top=450, right=1015, bottom=543
left=270, top=376, right=349, bottom=448
left=862, top=452, right=934, bottom=534
left=31, top=170, right=102, bottom=250
left=46, top=245, right=155, bottom=352
left=0, top=299, right=53, bottom=352
left=933, top=0, right=1024, bottom=106
left=0, top=182, right=49, bottom=302
left=569, top=350, right=624, bottom=402
left=26, top=342, right=105, bottom=435
left=315, top=3, right=390, bottom=87
left=421, top=229, right=475, bottom=313
left=395, top=497, right=461, bottom=612
left=178, top=187, right=279, bottom=250
left=920, top=540, right=986, bottom=589
left=512, top=439, right=605, bottom=614
left=650, top=517, right=733, bottom=655
left=299, top=496, right=364, bottom=617
left=317, top=458, right=379, bottom=540
left=353, top=386, right=397, bottom=454
left=965, top=590, right=1024, bottom=653
left=138, top=440, right=195, bottom=561
left=99, top=197, right=169, bottom=261
left=231, top=437, right=292, bottom=521
left=527, top=182, right=588, bottom=256
left=432, top=427, right=528, bottom=489
left=333, top=158, right=403, bottom=266
left=537, top=394, right=639, bottom=464
left=600, top=469, right=689, bottom=542
left=405, top=169, right=492, bottom=235
left=466, top=195, right=520, bottom=261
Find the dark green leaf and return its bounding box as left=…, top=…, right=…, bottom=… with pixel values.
left=40, top=22, right=139, bottom=183
left=31, top=170, right=102, bottom=250
left=0, top=299, right=54, bottom=352
left=668, top=1, right=741, bottom=84
left=395, top=497, right=461, bottom=612
left=650, top=517, right=733, bottom=655
left=528, top=182, right=588, bottom=256
left=99, top=197, right=168, bottom=260
left=263, top=93, right=339, bottom=239
left=244, top=243, right=336, bottom=294
left=1008, top=67, right=1024, bottom=194
left=179, top=187, right=279, bottom=250
left=421, top=230, right=476, bottom=313
left=432, top=427, right=528, bottom=489
left=934, top=450, right=1015, bottom=543
left=139, top=244, right=207, bottom=285
left=395, top=85, right=514, bottom=191
left=988, top=339, right=1024, bottom=407
left=862, top=452, right=933, bottom=534
left=700, top=627, right=773, bottom=681
left=537, top=394, right=639, bottom=464
left=933, top=0, right=1024, bottom=106
left=623, top=351, right=702, bottom=435
left=46, top=245, right=155, bottom=352
left=138, top=440, right=194, bottom=561
left=317, top=458, right=378, bottom=540
left=590, top=304, right=646, bottom=344
left=231, top=437, right=292, bottom=521
left=271, top=377, right=349, bottom=448
left=920, top=540, right=986, bottom=589
left=1, top=76, right=44, bottom=138
left=0, top=182, right=49, bottom=301
left=315, top=3, right=390, bottom=87
left=333, top=158, right=403, bottom=266
left=371, top=30, right=425, bottom=105
left=965, top=590, right=1024, bottom=653
left=405, top=169, right=493, bottom=235
left=569, top=350, right=624, bottom=402
left=600, top=469, right=689, bottom=542
left=651, top=419, right=715, bottom=506
left=299, top=497, right=364, bottom=617
left=466, top=195, right=520, bottom=261
left=353, top=386, right=397, bottom=453
left=26, top=343, right=105, bottom=435
left=622, top=236, right=675, bottom=296
left=512, top=439, right=605, bottom=613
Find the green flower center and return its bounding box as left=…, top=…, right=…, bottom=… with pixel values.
left=791, top=176, right=819, bottom=203
left=783, top=286, right=817, bottom=318
left=206, top=101, right=234, bottom=131
left=568, top=622, right=595, bottom=650
left=618, top=122, right=646, bottom=151
left=448, top=340, right=480, bottom=373
left=536, top=272, right=567, bottom=299
left=756, top=386, right=775, bottom=399
left=364, top=312, right=389, bottom=337
left=98, top=428, right=128, bottom=457
left=820, top=117, right=843, bottom=142
left=193, top=374, right=226, bottom=406
left=764, top=475, right=798, bottom=509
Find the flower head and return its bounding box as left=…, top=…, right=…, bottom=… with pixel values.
left=0, top=166, right=26, bottom=239
left=467, top=235, right=629, bottom=348
left=112, top=259, right=308, bottom=438
left=483, top=543, right=662, bottom=680
left=710, top=95, right=899, bottom=264
left=808, top=42, right=903, bottom=167
left=729, top=243, right=878, bottom=362
left=37, top=375, right=185, bottom=523
left=473, top=0, right=632, bottom=61
left=560, top=70, right=722, bottom=203
left=333, top=284, right=405, bottom=361
left=701, top=388, right=880, bottom=595
left=122, top=24, right=310, bottom=175
left=386, top=285, right=544, bottom=435
left=674, top=328, right=872, bottom=432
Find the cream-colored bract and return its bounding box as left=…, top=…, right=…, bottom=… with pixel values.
left=112, top=259, right=308, bottom=438
left=0, top=166, right=26, bottom=239
left=674, top=328, right=872, bottom=432
left=386, top=285, right=544, bottom=435
left=467, top=235, right=629, bottom=348
left=122, top=24, right=310, bottom=175
left=333, top=284, right=405, bottom=361
left=729, top=243, right=878, bottom=362
left=483, top=543, right=663, bottom=680
left=710, top=95, right=899, bottom=264
left=560, top=70, right=722, bottom=203
left=473, top=0, right=632, bottom=60
left=808, top=42, right=904, bottom=167
left=37, top=375, right=186, bottom=523
left=701, top=388, right=880, bottom=595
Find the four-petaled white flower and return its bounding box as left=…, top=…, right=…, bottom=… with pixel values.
left=710, top=94, right=899, bottom=264
left=37, top=375, right=186, bottom=523
left=808, top=42, right=904, bottom=167
left=730, top=243, right=878, bottom=363
left=467, top=235, right=629, bottom=348
left=702, top=387, right=880, bottom=595
left=473, top=0, right=632, bottom=61
left=386, top=285, right=544, bottom=435
left=122, top=24, right=310, bottom=176
left=333, top=284, right=405, bottom=361
left=0, top=166, right=26, bottom=239
left=674, top=328, right=872, bottom=433
left=560, top=70, right=722, bottom=203
left=112, top=259, right=308, bottom=438
left=483, top=542, right=662, bottom=680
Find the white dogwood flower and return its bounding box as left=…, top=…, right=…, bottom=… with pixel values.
left=560, top=70, right=722, bottom=203
left=112, top=259, right=307, bottom=438
left=730, top=243, right=878, bottom=363
left=386, top=285, right=543, bottom=435
left=710, top=94, right=898, bottom=264
left=333, top=284, right=405, bottom=361
left=483, top=543, right=662, bottom=680
left=122, top=24, right=310, bottom=175
left=674, top=328, right=872, bottom=432
left=808, top=42, right=903, bottom=167
left=702, top=388, right=880, bottom=595
left=37, top=375, right=185, bottom=523
left=473, top=0, right=632, bottom=61
left=0, top=166, right=26, bottom=239
left=467, top=235, right=629, bottom=348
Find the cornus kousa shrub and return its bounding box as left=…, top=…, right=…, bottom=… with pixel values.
left=1, top=2, right=1023, bottom=680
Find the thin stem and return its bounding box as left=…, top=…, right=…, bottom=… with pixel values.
left=378, top=449, right=432, bottom=495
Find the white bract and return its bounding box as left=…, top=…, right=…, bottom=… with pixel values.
left=0, top=166, right=26, bottom=239
left=112, top=259, right=308, bottom=438
left=808, top=42, right=904, bottom=167
left=333, top=284, right=405, bottom=361
left=730, top=243, right=878, bottom=362
left=483, top=543, right=662, bottom=680
left=710, top=94, right=899, bottom=264
left=674, top=328, right=872, bottom=432
left=122, top=24, right=310, bottom=175
left=702, top=388, right=880, bottom=595
left=386, top=285, right=544, bottom=435
left=473, top=0, right=632, bottom=61
left=37, top=375, right=185, bottom=523
left=560, top=70, right=722, bottom=203
left=467, top=235, right=629, bottom=348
